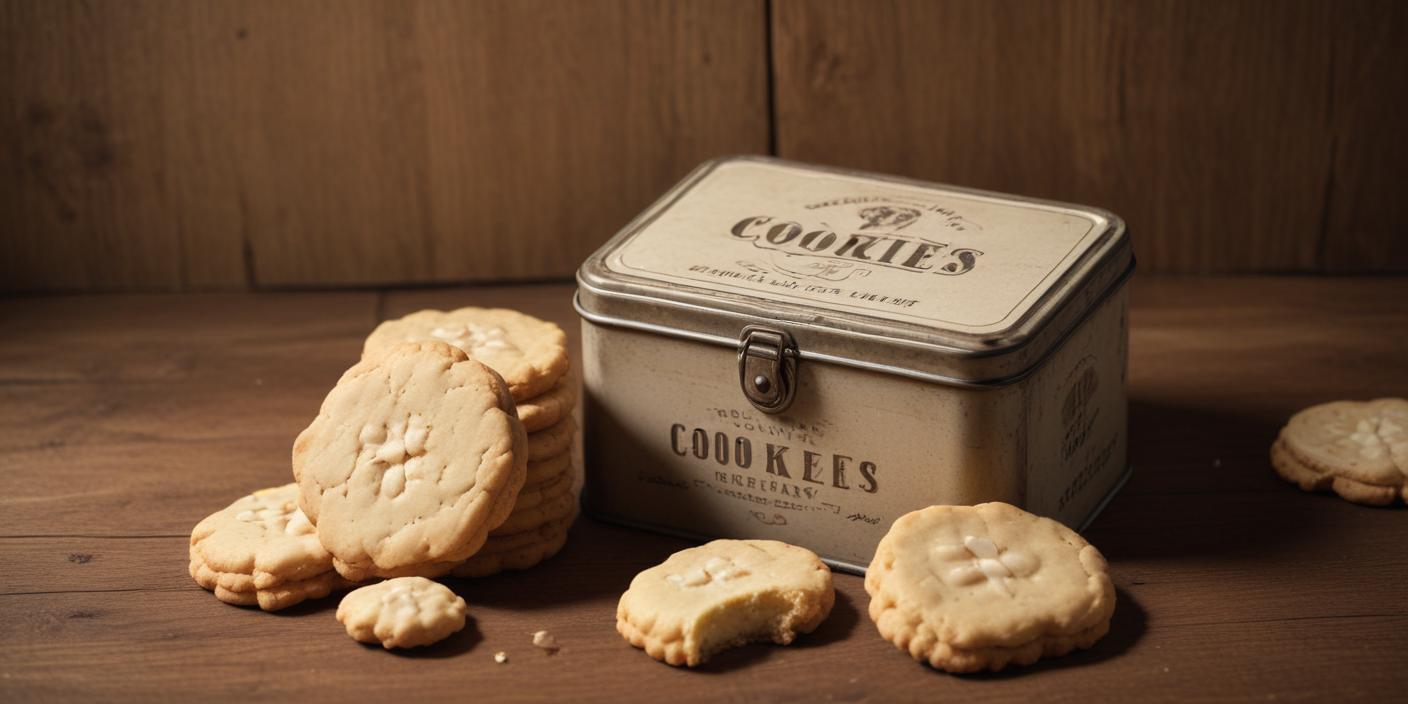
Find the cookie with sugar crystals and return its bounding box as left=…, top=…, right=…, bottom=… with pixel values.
left=617, top=539, right=834, bottom=667
left=337, top=577, right=467, bottom=649
left=293, top=341, right=527, bottom=581
left=866, top=502, right=1115, bottom=673
left=1274, top=398, right=1407, bottom=505
left=188, top=483, right=352, bottom=611
left=363, top=307, right=569, bottom=402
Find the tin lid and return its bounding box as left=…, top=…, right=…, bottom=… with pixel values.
left=576, top=156, right=1132, bottom=388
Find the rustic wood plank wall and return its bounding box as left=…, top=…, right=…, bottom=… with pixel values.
left=772, top=0, right=1408, bottom=275
left=1, top=0, right=1404, bottom=291
left=0, top=0, right=769, bottom=291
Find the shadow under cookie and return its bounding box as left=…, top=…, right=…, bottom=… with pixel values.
left=956, top=585, right=1147, bottom=680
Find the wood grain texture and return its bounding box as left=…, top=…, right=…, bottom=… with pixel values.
left=1, top=277, right=1406, bottom=701
left=1323, top=0, right=1408, bottom=272
left=0, top=0, right=249, bottom=290
left=4, top=0, right=1406, bottom=288
left=0, top=0, right=768, bottom=291
left=771, top=0, right=1405, bottom=274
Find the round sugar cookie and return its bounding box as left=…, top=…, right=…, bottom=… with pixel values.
left=188, top=484, right=352, bottom=610
left=293, top=341, right=527, bottom=581
left=1272, top=438, right=1405, bottom=506
left=1275, top=398, right=1407, bottom=505
left=617, top=539, right=834, bottom=667
left=363, top=307, right=569, bottom=402
left=190, top=484, right=331, bottom=588
left=865, top=502, right=1115, bottom=673
left=337, top=577, right=467, bottom=649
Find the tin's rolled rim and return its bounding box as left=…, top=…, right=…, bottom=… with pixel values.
left=574, top=250, right=1132, bottom=390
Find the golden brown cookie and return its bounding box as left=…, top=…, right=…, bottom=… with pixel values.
left=512, top=471, right=572, bottom=511
left=491, top=488, right=578, bottom=535
left=866, top=502, right=1115, bottom=673
left=525, top=452, right=572, bottom=486
left=616, top=539, right=834, bottom=667
left=191, top=559, right=353, bottom=611
left=337, top=577, right=467, bottom=649
left=293, top=341, right=527, bottom=581
left=363, top=307, right=569, bottom=402
left=449, top=519, right=574, bottom=578
left=474, top=514, right=576, bottom=554
left=1274, top=398, right=1407, bottom=505
left=527, top=416, right=576, bottom=462
left=1272, top=438, right=1404, bottom=505
left=517, top=374, right=578, bottom=433
left=188, top=484, right=353, bottom=611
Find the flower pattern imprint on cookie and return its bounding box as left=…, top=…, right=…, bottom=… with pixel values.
left=235, top=490, right=315, bottom=536
left=430, top=323, right=520, bottom=355
left=360, top=415, right=431, bottom=499
left=382, top=581, right=423, bottom=622
left=930, top=535, right=1040, bottom=595
left=1347, top=416, right=1407, bottom=462
left=665, top=557, right=750, bottom=588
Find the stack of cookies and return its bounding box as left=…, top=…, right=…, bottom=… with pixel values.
left=189, top=306, right=578, bottom=612
left=362, top=308, right=579, bottom=578
left=293, top=340, right=529, bottom=582
left=188, top=483, right=352, bottom=610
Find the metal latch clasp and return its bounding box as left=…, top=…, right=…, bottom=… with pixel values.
left=738, top=325, right=799, bottom=414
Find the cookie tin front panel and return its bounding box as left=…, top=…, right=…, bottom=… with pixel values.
left=581, top=323, right=1014, bottom=570
left=580, top=284, right=1129, bottom=571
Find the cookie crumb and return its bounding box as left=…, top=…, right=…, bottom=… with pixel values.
left=531, top=630, right=560, bottom=654
left=494, top=651, right=508, bottom=664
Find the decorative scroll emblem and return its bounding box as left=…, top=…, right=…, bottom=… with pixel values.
left=859, top=205, right=921, bottom=231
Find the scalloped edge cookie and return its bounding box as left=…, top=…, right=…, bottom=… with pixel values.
left=616, top=539, right=834, bottom=667
left=1273, top=398, right=1407, bottom=505
left=363, top=307, right=569, bottom=402
left=337, top=577, right=467, bottom=649
left=865, top=502, right=1115, bottom=673
left=293, top=341, right=527, bottom=581
left=1272, top=437, right=1404, bottom=505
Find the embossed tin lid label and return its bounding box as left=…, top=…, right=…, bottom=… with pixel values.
left=605, top=159, right=1111, bottom=335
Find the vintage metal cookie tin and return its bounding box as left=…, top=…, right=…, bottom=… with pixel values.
left=575, top=156, right=1133, bottom=573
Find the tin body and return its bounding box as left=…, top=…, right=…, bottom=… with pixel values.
left=576, top=157, right=1132, bottom=573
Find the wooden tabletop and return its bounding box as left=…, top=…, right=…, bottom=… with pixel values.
left=2, top=276, right=1405, bottom=702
